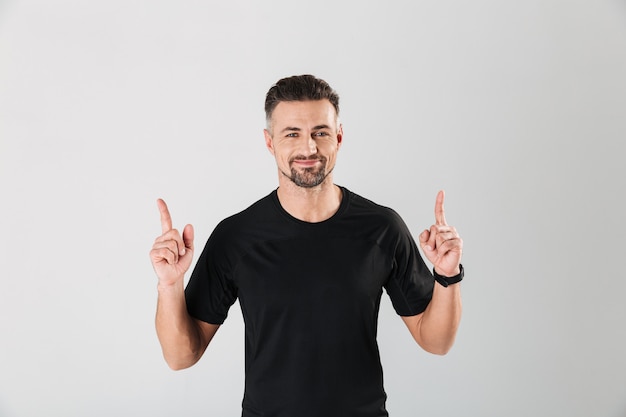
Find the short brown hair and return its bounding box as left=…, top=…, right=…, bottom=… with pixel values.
left=265, top=75, right=340, bottom=126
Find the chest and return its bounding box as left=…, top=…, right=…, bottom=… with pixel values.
left=232, top=236, right=391, bottom=316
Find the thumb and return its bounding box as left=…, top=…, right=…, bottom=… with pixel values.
left=419, top=229, right=434, bottom=252
left=182, top=224, right=194, bottom=251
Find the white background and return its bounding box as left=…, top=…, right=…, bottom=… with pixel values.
left=1, top=1, right=625, bottom=416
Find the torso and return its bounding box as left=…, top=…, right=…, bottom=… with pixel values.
left=185, top=186, right=434, bottom=417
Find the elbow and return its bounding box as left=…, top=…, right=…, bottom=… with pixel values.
left=166, top=361, right=192, bottom=371
left=418, top=337, right=456, bottom=356
left=163, top=352, right=200, bottom=371
left=426, top=343, right=454, bottom=356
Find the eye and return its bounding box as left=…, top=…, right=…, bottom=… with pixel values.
left=314, top=131, right=329, bottom=137
left=286, top=132, right=298, bottom=138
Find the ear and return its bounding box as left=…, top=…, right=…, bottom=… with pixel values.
left=336, top=124, right=343, bottom=149
left=264, top=129, right=275, bottom=156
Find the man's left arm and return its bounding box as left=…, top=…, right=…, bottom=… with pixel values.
left=401, top=190, right=463, bottom=355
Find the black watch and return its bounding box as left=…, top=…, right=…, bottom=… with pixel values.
left=433, top=264, right=464, bottom=287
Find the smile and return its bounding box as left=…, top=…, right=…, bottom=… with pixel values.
left=292, top=159, right=320, bottom=168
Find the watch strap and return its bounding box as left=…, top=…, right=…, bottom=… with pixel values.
left=433, top=264, right=464, bottom=288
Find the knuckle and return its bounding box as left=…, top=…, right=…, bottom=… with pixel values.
left=166, top=241, right=179, bottom=252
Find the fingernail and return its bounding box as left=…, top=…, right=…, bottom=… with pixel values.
left=425, top=245, right=432, bottom=251
left=181, top=248, right=186, bottom=256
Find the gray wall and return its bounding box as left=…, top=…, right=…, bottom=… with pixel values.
left=1, top=1, right=625, bottom=416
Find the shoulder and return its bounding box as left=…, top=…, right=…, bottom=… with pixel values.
left=207, top=190, right=282, bottom=246
left=343, top=187, right=407, bottom=228
left=220, top=191, right=275, bottom=225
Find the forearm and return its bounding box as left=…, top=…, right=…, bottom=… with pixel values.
left=418, top=283, right=462, bottom=354
left=403, top=281, right=462, bottom=355
left=155, top=279, right=205, bottom=370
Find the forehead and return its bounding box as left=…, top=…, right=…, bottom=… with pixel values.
left=271, top=99, right=337, bottom=128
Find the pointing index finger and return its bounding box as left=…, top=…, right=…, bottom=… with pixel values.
left=157, top=198, right=173, bottom=233
left=435, top=190, right=447, bottom=226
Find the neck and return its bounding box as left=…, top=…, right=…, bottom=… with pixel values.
left=276, top=176, right=342, bottom=223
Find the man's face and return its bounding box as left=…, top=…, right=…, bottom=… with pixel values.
left=264, top=99, right=342, bottom=188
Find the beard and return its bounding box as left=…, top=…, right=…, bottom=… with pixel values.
left=283, top=155, right=330, bottom=188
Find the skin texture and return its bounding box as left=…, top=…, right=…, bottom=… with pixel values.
left=151, top=99, right=463, bottom=369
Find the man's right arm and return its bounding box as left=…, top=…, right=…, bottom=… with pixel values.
left=150, top=199, right=219, bottom=370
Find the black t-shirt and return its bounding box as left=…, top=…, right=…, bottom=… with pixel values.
left=185, top=187, right=434, bottom=417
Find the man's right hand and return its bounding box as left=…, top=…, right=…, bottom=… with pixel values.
left=150, top=199, right=194, bottom=287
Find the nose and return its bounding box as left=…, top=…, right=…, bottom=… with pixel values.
left=299, top=135, right=318, bottom=156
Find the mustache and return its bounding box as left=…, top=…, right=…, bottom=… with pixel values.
left=289, top=155, right=326, bottom=163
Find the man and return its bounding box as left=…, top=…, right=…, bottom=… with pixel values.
left=150, top=74, right=463, bottom=417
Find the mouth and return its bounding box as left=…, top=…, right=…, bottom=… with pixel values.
left=292, top=159, right=321, bottom=168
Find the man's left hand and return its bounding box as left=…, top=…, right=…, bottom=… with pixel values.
left=419, top=190, right=463, bottom=277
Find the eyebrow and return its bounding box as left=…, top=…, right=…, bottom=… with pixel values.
left=279, top=125, right=332, bottom=134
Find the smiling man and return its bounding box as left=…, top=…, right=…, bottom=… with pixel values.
left=266, top=98, right=341, bottom=189
left=150, top=74, right=464, bottom=417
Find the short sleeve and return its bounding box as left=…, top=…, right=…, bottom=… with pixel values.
left=185, top=228, right=238, bottom=325
left=383, top=213, right=434, bottom=316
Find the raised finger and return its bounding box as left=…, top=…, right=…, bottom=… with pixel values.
left=435, top=190, right=447, bottom=226
left=431, top=224, right=456, bottom=234
left=157, top=199, right=173, bottom=233
left=154, top=228, right=182, bottom=243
